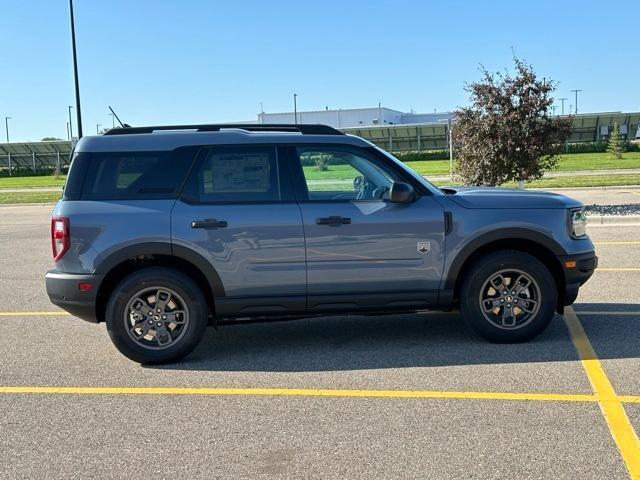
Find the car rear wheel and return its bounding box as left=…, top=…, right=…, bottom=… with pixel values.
left=106, top=267, right=208, bottom=364
left=459, top=250, right=557, bottom=342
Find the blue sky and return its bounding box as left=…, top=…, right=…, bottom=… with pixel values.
left=1, top=0, right=638, bottom=141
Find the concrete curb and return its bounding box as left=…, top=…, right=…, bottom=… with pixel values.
left=587, top=215, right=640, bottom=225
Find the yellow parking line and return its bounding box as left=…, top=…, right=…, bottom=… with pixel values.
left=0, top=385, right=597, bottom=402
left=593, top=241, right=640, bottom=246
left=597, top=268, right=640, bottom=272
left=575, top=311, right=640, bottom=316
left=565, top=308, right=640, bottom=479
left=0, top=311, right=70, bottom=316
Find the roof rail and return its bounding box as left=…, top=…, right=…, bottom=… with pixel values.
left=103, top=124, right=344, bottom=136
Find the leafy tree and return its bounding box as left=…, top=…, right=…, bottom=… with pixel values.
left=314, top=153, right=330, bottom=171
left=606, top=122, right=625, bottom=159
left=453, top=58, right=572, bottom=186
left=41, top=136, right=63, bottom=141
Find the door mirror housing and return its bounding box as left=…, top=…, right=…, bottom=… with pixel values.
left=389, top=182, right=415, bottom=203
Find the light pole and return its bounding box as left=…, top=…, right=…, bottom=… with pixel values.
left=559, top=98, right=567, bottom=115
left=4, top=117, right=10, bottom=142
left=438, top=118, right=454, bottom=181
left=571, top=90, right=582, bottom=115
left=68, top=106, right=74, bottom=139
left=293, top=93, right=298, bottom=124
left=96, top=123, right=101, bottom=134
left=66, top=122, right=70, bottom=141
left=108, top=113, right=115, bottom=128
left=551, top=105, right=558, bottom=115
left=69, top=0, right=83, bottom=138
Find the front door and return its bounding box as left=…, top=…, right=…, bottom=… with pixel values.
left=288, top=145, right=445, bottom=311
left=171, top=145, right=306, bottom=316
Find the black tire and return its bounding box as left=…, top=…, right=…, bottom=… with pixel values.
left=106, top=267, right=208, bottom=364
left=459, top=250, right=557, bottom=343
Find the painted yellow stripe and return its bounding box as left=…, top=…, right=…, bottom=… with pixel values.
left=575, top=311, right=640, bottom=316
left=593, top=241, right=640, bottom=246
left=597, top=268, right=640, bottom=272
left=0, top=385, right=597, bottom=403
left=565, top=308, right=640, bottom=479
left=620, top=396, right=640, bottom=404
left=0, top=311, right=70, bottom=316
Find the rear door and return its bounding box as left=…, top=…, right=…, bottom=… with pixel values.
left=287, top=144, right=445, bottom=311
left=171, top=145, right=306, bottom=316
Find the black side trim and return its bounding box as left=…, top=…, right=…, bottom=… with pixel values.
left=443, top=228, right=568, bottom=291
left=444, top=211, right=453, bottom=236
left=307, top=291, right=438, bottom=313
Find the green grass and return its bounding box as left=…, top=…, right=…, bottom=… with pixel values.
left=0, top=190, right=62, bottom=204
left=430, top=174, right=640, bottom=189
left=0, top=176, right=66, bottom=188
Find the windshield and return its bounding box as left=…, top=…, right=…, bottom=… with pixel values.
left=372, top=146, right=443, bottom=196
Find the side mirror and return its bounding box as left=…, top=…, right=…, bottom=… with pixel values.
left=389, top=182, right=415, bottom=203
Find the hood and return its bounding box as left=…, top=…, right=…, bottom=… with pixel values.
left=440, top=186, right=582, bottom=210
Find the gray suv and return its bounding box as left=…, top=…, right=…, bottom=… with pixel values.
left=45, top=124, right=597, bottom=364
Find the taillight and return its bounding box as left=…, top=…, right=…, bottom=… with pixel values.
left=51, top=216, right=70, bottom=261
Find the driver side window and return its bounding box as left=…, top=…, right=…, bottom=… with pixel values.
left=295, top=147, right=394, bottom=201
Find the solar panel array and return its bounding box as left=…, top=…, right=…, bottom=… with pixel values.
left=0, top=140, right=73, bottom=173
left=343, top=112, right=640, bottom=153
left=0, top=112, right=638, bottom=174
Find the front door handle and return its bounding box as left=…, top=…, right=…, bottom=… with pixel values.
left=316, top=216, right=351, bottom=226
left=191, top=219, right=228, bottom=229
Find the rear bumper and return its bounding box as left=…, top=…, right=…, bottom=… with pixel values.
left=558, top=251, right=598, bottom=306
left=45, top=270, right=104, bottom=323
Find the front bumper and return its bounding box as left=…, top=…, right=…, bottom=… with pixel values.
left=45, top=270, right=105, bottom=323
left=558, top=251, right=598, bottom=306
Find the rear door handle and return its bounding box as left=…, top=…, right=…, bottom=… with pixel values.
left=191, top=219, right=228, bottom=229
left=316, top=216, right=351, bottom=226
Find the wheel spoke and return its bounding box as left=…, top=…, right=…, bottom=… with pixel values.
left=513, top=275, right=532, bottom=295
left=501, top=304, right=516, bottom=327
left=164, top=310, right=186, bottom=325
left=518, top=299, right=538, bottom=314
left=482, top=298, right=501, bottom=313
left=155, top=289, right=172, bottom=312
left=155, top=326, right=173, bottom=346
left=130, top=322, right=151, bottom=339
left=131, top=297, right=154, bottom=316
left=490, top=274, right=507, bottom=291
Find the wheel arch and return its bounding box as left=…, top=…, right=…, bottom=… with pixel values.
left=445, top=230, right=566, bottom=312
left=94, top=243, right=224, bottom=323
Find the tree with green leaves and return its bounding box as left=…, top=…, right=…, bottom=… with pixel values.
left=453, top=58, right=572, bottom=186
left=606, top=122, right=625, bottom=159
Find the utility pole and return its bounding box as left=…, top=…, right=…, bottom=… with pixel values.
left=571, top=89, right=582, bottom=115
left=66, top=122, right=70, bottom=141
left=293, top=93, right=298, bottom=124
left=69, top=0, right=83, bottom=138
left=68, top=106, right=74, bottom=139
left=559, top=98, right=567, bottom=115
left=4, top=117, right=10, bottom=142
left=96, top=123, right=101, bottom=134
left=551, top=105, right=558, bottom=115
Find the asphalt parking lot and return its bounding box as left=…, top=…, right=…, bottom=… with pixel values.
left=0, top=204, right=639, bottom=479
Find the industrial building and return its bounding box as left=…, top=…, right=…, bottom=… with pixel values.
left=258, top=106, right=453, bottom=129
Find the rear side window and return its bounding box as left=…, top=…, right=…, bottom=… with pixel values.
left=81, top=148, right=195, bottom=200
left=182, top=146, right=280, bottom=203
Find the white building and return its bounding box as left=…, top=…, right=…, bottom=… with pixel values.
left=257, top=106, right=452, bottom=128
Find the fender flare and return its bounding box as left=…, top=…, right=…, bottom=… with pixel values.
left=94, top=242, right=225, bottom=298
left=443, top=228, right=567, bottom=291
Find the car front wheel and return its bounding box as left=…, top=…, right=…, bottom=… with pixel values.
left=459, top=250, right=557, bottom=342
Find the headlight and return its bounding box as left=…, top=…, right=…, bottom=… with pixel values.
left=570, top=209, right=587, bottom=238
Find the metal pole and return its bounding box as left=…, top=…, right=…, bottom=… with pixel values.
left=417, top=127, right=421, bottom=153
left=7, top=153, right=12, bottom=176
left=96, top=124, right=101, bottom=134
left=69, top=0, right=83, bottom=138
left=66, top=122, right=70, bottom=141
left=68, top=106, right=74, bottom=139
left=4, top=117, right=10, bottom=142
left=32, top=152, right=37, bottom=173
left=293, top=94, right=298, bottom=124
left=559, top=98, right=567, bottom=115
left=56, top=151, right=61, bottom=177
left=571, top=90, right=582, bottom=115
left=108, top=113, right=115, bottom=128
left=448, top=118, right=454, bottom=181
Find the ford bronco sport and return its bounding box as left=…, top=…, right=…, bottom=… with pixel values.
left=45, top=124, right=597, bottom=364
